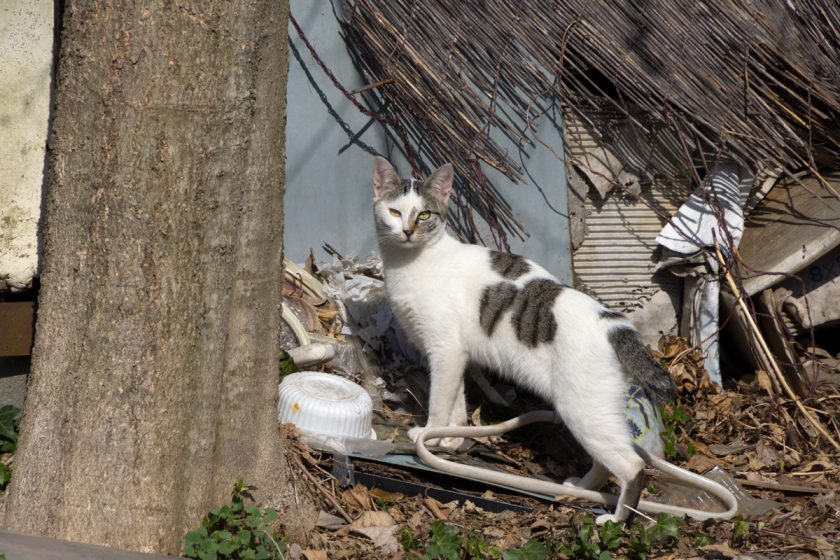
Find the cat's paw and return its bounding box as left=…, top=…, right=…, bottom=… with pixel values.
left=438, top=436, right=464, bottom=450
left=407, top=427, right=464, bottom=450
left=407, top=426, right=426, bottom=443
left=563, top=477, right=584, bottom=488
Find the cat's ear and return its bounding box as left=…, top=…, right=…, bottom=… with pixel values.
left=425, top=163, right=454, bottom=204
left=373, top=156, right=399, bottom=200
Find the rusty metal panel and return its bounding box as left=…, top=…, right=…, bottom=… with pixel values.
left=565, top=107, right=693, bottom=311
left=0, top=301, right=35, bottom=357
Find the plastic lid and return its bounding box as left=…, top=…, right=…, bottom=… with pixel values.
left=278, top=372, right=374, bottom=440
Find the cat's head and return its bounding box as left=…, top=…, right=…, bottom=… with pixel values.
left=372, top=157, right=453, bottom=249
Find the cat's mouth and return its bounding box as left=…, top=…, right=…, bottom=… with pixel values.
left=398, top=234, right=422, bottom=247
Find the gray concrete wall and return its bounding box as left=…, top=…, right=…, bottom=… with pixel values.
left=284, top=0, right=386, bottom=263
left=284, top=1, right=572, bottom=283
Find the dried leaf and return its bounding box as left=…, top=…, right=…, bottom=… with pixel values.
left=755, top=439, right=780, bottom=467
left=302, top=550, right=327, bottom=560
left=341, top=485, right=373, bottom=512
left=316, top=510, right=347, bottom=531
left=369, top=488, right=405, bottom=503
left=350, top=525, right=400, bottom=554
left=463, top=500, right=485, bottom=514
left=797, top=459, right=833, bottom=473
left=755, top=369, right=775, bottom=396
left=699, top=542, right=740, bottom=558
left=708, top=438, right=752, bottom=457
left=349, top=510, right=396, bottom=529
left=685, top=452, right=719, bottom=473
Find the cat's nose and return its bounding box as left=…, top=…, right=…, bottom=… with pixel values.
left=403, top=229, right=414, bottom=239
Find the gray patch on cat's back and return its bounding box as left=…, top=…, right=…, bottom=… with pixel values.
left=599, top=308, right=625, bottom=320
left=511, top=279, right=564, bottom=347
left=479, top=282, right=518, bottom=335
left=490, top=251, right=531, bottom=279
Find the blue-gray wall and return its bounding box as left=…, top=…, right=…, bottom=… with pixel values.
left=284, top=1, right=572, bottom=283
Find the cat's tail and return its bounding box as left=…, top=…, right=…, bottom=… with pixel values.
left=608, top=326, right=676, bottom=406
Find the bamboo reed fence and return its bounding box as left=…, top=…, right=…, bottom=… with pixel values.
left=341, top=0, right=840, bottom=245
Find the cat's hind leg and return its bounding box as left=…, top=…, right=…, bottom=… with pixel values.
left=563, top=461, right=610, bottom=491
left=574, top=422, right=645, bottom=524
left=552, top=371, right=645, bottom=524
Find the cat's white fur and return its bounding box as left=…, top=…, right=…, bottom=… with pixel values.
left=372, top=157, right=672, bottom=524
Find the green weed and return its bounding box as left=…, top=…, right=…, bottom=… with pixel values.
left=659, top=405, right=695, bottom=459
left=278, top=350, right=299, bottom=380
left=555, top=512, right=698, bottom=559
left=402, top=520, right=549, bottom=560
left=184, top=480, right=287, bottom=560
left=0, top=404, right=20, bottom=491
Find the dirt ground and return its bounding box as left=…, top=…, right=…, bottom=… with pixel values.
left=287, top=336, right=840, bottom=560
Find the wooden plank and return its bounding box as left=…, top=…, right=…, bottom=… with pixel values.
left=0, top=301, right=34, bottom=357
left=740, top=174, right=840, bottom=296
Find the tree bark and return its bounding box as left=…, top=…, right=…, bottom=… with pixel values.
left=3, top=0, right=317, bottom=553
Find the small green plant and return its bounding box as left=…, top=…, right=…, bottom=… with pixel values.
left=501, top=539, right=550, bottom=560
left=184, top=480, right=287, bottom=560
left=401, top=520, right=548, bottom=560
left=729, top=516, right=751, bottom=548
left=554, top=513, right=688, bottom=560
left=625, top=513, right=682, bottom=559
left=0, top=405, right=20, bottom=452
left=400, top=524, right=421, bottom=554
left=400, top=514, right=706, bottom=560
left=278, top=350, right=299, bottom=380
left=424, top=521, right=463, bottom=560
left=556, top=516, right=622, bottom=559
left=692, top=532, right=715, bottom=547
left=0, top=405, right=21, bottom=491
left=659, top=405, right=695, bottom=459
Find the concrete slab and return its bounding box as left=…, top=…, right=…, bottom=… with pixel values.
left=0, top=530, right=177, bottom=559
left=0, top=357, right=28, bottom=409
left=0, top=1, right=54, bottom=292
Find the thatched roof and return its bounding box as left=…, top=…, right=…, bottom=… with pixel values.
left=343, top=1, right=840, bottom=245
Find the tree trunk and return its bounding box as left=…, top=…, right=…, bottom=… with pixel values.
left=3, top=0, right=317, bottom=554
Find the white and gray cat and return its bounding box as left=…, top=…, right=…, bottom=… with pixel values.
left=372, top=157, right=676, bottom=524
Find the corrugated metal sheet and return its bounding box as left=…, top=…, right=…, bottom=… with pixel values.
left=573, top=187, right=686, bottom=310
left=565, top=108, right=693, bottom=310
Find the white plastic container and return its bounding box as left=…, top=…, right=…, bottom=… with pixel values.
left=278, top=372, right=374, bottom=440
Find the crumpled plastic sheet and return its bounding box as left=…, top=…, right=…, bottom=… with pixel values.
left=300, top=432, right=396, bottom=457
left=318, top=253, right=419, bottom=365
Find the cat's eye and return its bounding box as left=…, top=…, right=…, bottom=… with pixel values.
left=417, top=211, right=432, bottom=220
left=389, top=208, right=401, bottom=217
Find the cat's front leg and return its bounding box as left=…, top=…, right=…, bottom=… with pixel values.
left=449, top=376, right=467, bottom=426
left=408, top=348, right=468, bottom=450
